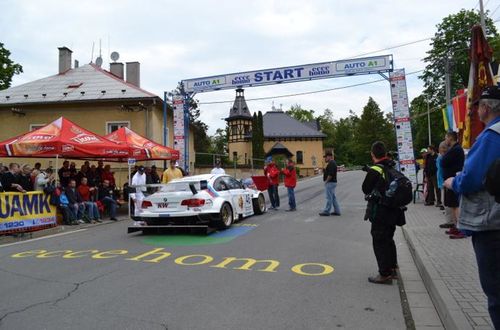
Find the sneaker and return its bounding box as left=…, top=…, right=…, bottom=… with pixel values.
left=110, top=217, right=118, bottom=221
left=445, top=227, right=459, bottom=235
left=439, top=222, right=454, bottom=228
left=96, top=219, right=103, bottom=223
left=391, top=268, right=399, bottom=280
left=77, top=219, right=85, bottom=224
left=319, top=212, right=330, bottom=216
left=268, top=206, right=276, bottom=210
left=368, top=275, right=393, bottom=285
left=330, top=212, right=341, bottom=216
left=424, top=202, right=434, bottom=206
left=439, top=206, right=445, bottom=210
left=286, top=208, right=296, bottom=212
left=449, top=232, right=467, bottom=239
left=435, top=203, right=443, bottom=207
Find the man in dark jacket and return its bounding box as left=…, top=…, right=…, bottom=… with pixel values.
left=424, top=145, right=441, bottom=206
left=362, top=141, right=405, bottom=285
left=98, top=179, right=119, bottom=220
left=65, top=179, right=85, bottom=223
left=0, top=163, right=25, bottom=193
left=441, top=131, right=465, bottom=239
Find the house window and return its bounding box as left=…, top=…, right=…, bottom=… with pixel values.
left=296, top=151, right=304, bottom=164
left=30, top=124, right=45, bottom=131
left=233, top=151, right=238, bottom=161
left=231, top=125, right=238, bottom=136
left=106, top=121, right=130, bottom=134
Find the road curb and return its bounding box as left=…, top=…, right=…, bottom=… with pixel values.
left=402, top=226, right=473, bottom=330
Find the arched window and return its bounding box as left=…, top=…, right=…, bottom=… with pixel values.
left=296, top=151, right=303, bottom=164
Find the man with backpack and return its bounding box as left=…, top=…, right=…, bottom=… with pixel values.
left=444, top=85, right=500, bottom=328
left=362, top=141, right=408, bottom=285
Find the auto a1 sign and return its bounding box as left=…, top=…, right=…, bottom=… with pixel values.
left=183, top=55, right=393, bottom=93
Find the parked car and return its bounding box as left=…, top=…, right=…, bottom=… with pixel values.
left=131, top=174, right=267, bottom=230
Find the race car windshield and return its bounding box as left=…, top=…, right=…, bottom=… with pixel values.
left=160, top=181, right=202, bottom=192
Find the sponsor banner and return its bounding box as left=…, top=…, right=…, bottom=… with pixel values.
left=183, top=55, right=393, bottom=92
left=0, top=191, right=57, bottom=234
left=390, top=69, right=417, bottom=185
left=173, top=94, right=185, bottom=169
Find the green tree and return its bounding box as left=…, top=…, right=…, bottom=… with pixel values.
left=209, top=127, right=228, bottom=154
left=332, top=111, right=359, bottom=166
left=354, top=97, right=395, bottom=165
left=0, top=42, right=23, bottom=90
left=420, top=9, right=498, bottom=106
left=410, top=95, right=445, bottom=152
left=317, top=108, right=335, bottom=148
left=253, top=111, right=265, bottom=160
left=286, top=104, right=315, bottom=122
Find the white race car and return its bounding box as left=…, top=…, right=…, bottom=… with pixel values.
left=131, top=174, right=267, bottom=230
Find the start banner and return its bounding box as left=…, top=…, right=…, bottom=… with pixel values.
left=0, top=191, right=57, bottom=234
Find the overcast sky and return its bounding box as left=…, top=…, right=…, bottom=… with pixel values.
left=1, top=0, right=492, bottom=134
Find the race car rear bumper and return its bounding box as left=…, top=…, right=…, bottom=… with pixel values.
left=132, top=213, right=220, bottom=226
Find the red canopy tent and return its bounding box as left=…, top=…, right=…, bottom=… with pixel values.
left=0, top=117, right=129, bottom=159
left=104, top=127, right=179, bottom=161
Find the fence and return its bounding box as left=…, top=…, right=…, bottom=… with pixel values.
left=193, top=153, right=319, bottom=179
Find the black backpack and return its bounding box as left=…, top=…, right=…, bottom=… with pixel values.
left=375, top=164, right=413, bottom=208
left=484, top=158, right=500, bottom=203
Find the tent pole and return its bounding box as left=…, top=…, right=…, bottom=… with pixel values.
left=128, top=161, right=131, bottom=220
left=55, top=155, right=59, bottom=185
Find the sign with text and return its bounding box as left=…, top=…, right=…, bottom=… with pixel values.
left=173, top=95, right=186, bottom=170
left=0, top=191, right=57, bottom=234
left=183, top=55, right=393, bottom=93
left=390, top=69, right=417, bottom=185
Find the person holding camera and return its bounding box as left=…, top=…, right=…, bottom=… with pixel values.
left=362, top=141, right=405, bottom=285
left=319, top=151, right=341, bottom=216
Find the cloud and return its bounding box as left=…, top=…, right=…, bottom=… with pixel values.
left=1, top=0, right=487, bottom=136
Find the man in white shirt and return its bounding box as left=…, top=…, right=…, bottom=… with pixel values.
left=211, top=160, right=225, bottom=175
left=131, top=166, right=147, bottom=216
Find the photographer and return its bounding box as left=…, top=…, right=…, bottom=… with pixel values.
left=362, top=141, right=405, bottom=285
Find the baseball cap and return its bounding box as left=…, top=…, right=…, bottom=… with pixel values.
left=323, top=151, right=333, bottom=157
left=420, top=148, right=428, bottom=153
left=474, top=85, right=500, bottom=104
left=265, top=156, right=273, bottom=163
left=138, top=165, right=145, bottom=172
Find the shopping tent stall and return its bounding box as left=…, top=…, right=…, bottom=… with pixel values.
left=0, top=117, right=129, bottom=159
left=104, top=127, right=179, bottom=161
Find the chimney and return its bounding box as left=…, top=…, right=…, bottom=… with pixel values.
left=58, top=47, right=72, bottom=74
left=126, top=62, right=140, bottom=87
left=110, top=62, right=124, bottom=80
left=74, top=59, right=79, bottom=68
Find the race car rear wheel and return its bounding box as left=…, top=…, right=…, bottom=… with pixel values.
left=252, top=194, right=266, bottom=215
left=213, top=202, right=233, bottom=229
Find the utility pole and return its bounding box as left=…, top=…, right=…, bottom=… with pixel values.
left=427, top=98, right=431, bottom=145
left=479, top=0, right=487, bottom=33
left=444, top=57, right=452, bottom=131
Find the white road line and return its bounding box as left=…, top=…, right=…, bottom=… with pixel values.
left=0, top=229, right=87, bottom=248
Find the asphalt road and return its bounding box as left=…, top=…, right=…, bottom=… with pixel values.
left=0, top=171, right=407, bottom=330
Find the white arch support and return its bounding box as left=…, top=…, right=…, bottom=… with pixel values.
left=167, top=54, right=417, bottom=185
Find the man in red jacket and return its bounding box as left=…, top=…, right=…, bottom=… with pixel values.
left=264, top=156, right=280, bottom=210
left=282, top=159, right=297, bottom=211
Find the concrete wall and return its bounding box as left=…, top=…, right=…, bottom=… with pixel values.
left=264, top=139, right=323, bottom=169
